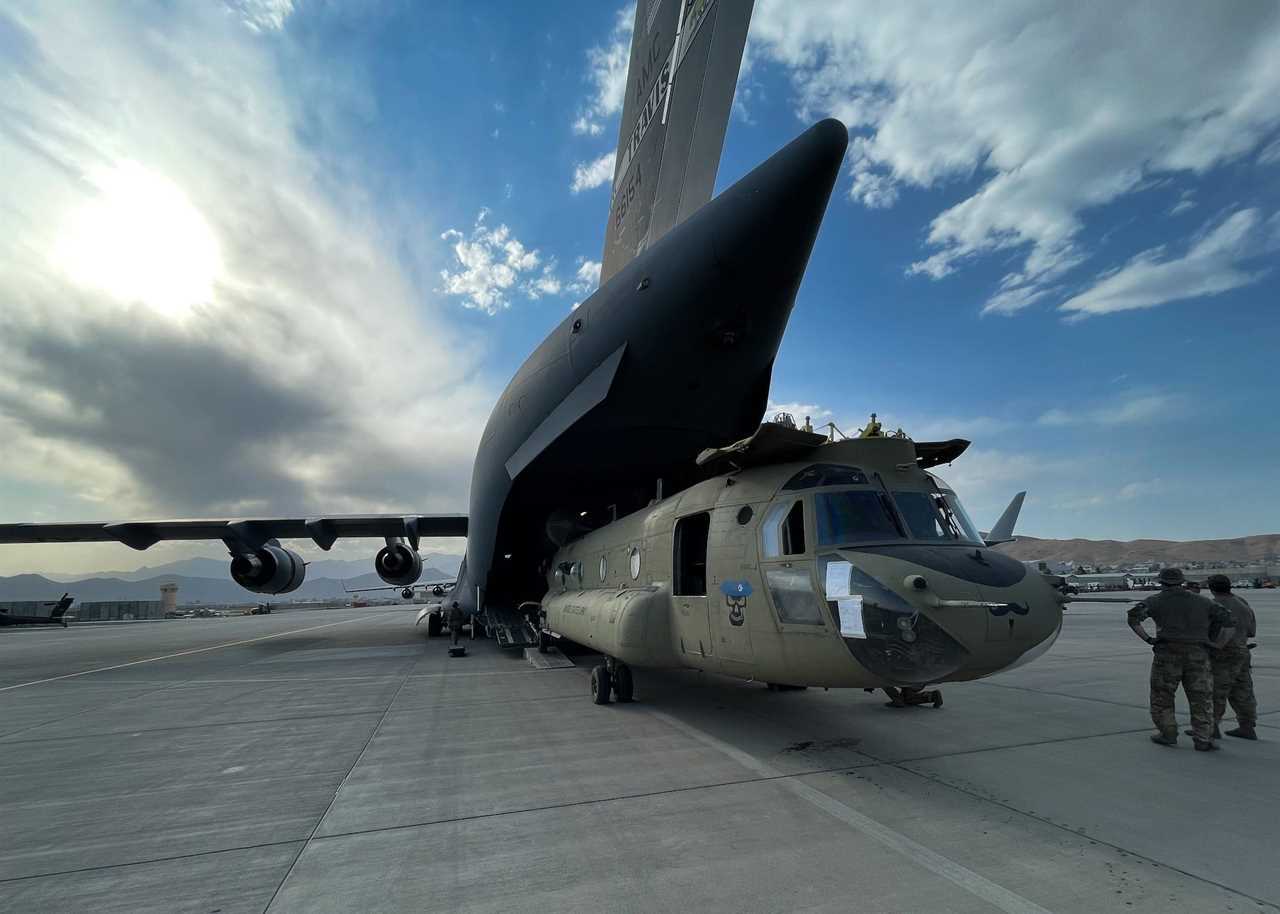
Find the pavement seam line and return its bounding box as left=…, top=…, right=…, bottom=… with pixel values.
left=0, top=839, right=307, bottom=885
left=647, top=709, right=1054, bottom=914
left=0, top=617, right=371, bottom=692
left=0, top=762, right=885, bottom=884
left=260, top=663, right=417, bottom=913
left=862, top=748, right=1280, bottom=911
left=0, top=706, right=393, bottom=746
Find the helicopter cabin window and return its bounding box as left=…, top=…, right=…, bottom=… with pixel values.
left=813, top=491, right=903, bottom=546
left=766, top=567, right=825, bottom=625
left=673, top=512, right=710, bottom=596
left=782, top=464, right=869, bottom=491
left=761, top=500, right=806, bottom=558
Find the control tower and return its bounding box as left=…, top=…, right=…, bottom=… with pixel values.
left=160, top=583, right=179, bottom=616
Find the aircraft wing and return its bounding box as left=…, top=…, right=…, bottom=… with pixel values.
left=0, top=514, right=467, bottom=551
left=600, top=0, right=755, bottom=285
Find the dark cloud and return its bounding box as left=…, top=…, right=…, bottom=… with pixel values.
left=0, top=2, right=489, bottom=549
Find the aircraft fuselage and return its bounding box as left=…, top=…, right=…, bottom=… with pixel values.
left=452, top=120, right=851, bottom=615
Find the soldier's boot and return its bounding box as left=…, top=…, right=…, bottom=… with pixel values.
left=882, top=687, right=907, bottom=708
left=1193, top=739, right=1220, bottom=752
left=1149, top=732, right=1177, bottom=747
left=1184, top=725, right=1222, bottom=739
left=1225, top=723, right=1258, bottom=740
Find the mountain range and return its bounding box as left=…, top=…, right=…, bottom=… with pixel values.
left=997, top=534, right=1280, bottom=566
left=40, top=553, right=464, bottom=583
left=1, top=553, right=462, bottom=605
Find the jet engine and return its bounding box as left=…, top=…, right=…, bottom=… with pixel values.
left=230, top=545, right=306, bottom=594
left=375, top=541, right=422, bottom=586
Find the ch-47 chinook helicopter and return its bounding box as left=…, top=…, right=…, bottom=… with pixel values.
left=524, top=416, right=1058, bottom=706
left=0, top=0, right=1064, bottom=705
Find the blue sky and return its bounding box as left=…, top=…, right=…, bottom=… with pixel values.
left=1, top=1, right=1278, bottom=575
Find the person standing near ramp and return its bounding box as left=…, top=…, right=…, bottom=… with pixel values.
left=447, top=604, right=465, bottom=648
left=1128, top=567, right=1233, bottom=751
left=1202, top=574, right=1258, bottom=740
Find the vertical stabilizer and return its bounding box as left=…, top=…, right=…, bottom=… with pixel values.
left=983, top=492, right=1027, bottom=546
left=601, top=0, right=755, bottom=285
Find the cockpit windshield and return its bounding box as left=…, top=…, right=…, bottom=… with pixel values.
left=891, top=490, right=983, bottom=545
left=941, top=490, right=984, bottom=543
left=814, top=490, right=904, bottom=546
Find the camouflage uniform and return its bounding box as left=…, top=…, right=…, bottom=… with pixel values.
left=1209, top=591, right=1257, bottom=729
left=447, top=605, right=465, bottom=646
left=1128, top=586, right=1231, bottom=745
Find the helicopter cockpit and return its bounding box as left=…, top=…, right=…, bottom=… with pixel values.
left=756, top=459, right=1048, bottom=686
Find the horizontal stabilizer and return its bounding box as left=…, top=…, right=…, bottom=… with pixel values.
left=982, top=492, right=1026, bottom=546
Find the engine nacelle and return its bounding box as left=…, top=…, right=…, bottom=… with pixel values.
left=230, top=545, right=306, bottom=595
left=375, top=542, right=422, bottom=586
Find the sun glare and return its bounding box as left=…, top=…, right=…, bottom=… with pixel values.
left=56, top=162, right=222, bottom=318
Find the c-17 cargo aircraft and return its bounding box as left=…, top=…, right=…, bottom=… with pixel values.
left=0, top=0, right=1063, bottom=704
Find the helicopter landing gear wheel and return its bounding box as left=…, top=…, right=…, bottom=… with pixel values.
left=425, top=612, right=442, bottom=639
left=610, top=659, right=634, bottom=703
left=590, top=665, right=612, bottom=705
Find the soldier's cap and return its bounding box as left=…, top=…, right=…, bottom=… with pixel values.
left=1206, top=574, right=1231, bottom=593
left=1157, top=567, right=1185, bottom=585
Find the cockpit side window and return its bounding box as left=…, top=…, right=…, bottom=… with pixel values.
left=783, top=501, right=806, bottom=555
left=782, top=464, right=869, bottom=491
left=762, top=500, right=807, bottom=558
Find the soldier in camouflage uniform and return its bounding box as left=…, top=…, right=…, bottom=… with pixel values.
left=447, top=603, right=466, bottom=647
left=1204, top=574, right=1258, bottom=740
left=1128, top=567, right=1233, bottom=751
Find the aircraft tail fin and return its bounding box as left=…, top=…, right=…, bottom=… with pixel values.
left=983, top=492, right=1026, bottom=546
left=600, top=0, right=755, bottom=285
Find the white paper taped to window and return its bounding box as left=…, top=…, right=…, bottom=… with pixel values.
left=837, top=595, right=865, bottom=638
left=825, top=560, right=852, bottom=599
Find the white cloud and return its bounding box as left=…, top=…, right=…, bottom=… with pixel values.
left=0, top=2, right=489, bottom=575
left=1058, top=209, right=1271, bottom=320
left=1118, top=479, right=1165, bottom=500
left=571, top=150, right=616, bottom=193
left=574, top=4, right=634, bottom=137
left=1169, top=196, right=1197, bottom=216
left=751, top=1, right=1280, bottom=314
left=569, top=258, right=602, bottom=296
left=1259, top=138, right=1280, bottom=166
left=439, top=210, right=548, bottom=314
left=523, top=263, right=563, bottom=300
left=1036, top=393, right=1179, bottom=427
left=226, top=0, right=294, bottom=32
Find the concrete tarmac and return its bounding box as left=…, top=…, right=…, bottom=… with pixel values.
left=1, top=594, right=1276, bottom=913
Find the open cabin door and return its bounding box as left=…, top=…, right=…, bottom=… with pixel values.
left=673, top=512, right=713, bottom=662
